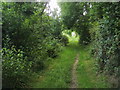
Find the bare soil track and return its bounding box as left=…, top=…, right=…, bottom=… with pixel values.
left=70, top=54, right=79, bottom=88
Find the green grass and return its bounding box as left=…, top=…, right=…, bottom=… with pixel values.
left=77, top=45, right=110, bottom=88
left=29, top=41, right=79, bottom=88
left=29, top=33, right=110, bottom=88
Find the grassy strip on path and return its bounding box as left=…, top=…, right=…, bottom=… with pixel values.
left=77, top=45, right=110, bottom=88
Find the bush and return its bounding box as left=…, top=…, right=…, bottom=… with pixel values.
left=46, top=39, right=61, bottom=58
left=90, top=2, right=120, bottom=87
left=2, top=46, right=32, bottom=88
left=60, top=35, right=69, bottom=46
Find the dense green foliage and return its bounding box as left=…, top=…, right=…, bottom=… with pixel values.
left=2, top=47, right=32, bottom=88
left=90, top=3, right=120, bottom=87
left=2, top=2, right=67, bottom=88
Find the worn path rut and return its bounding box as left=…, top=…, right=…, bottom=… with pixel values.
left=70, top=54, right=79, bottom=88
